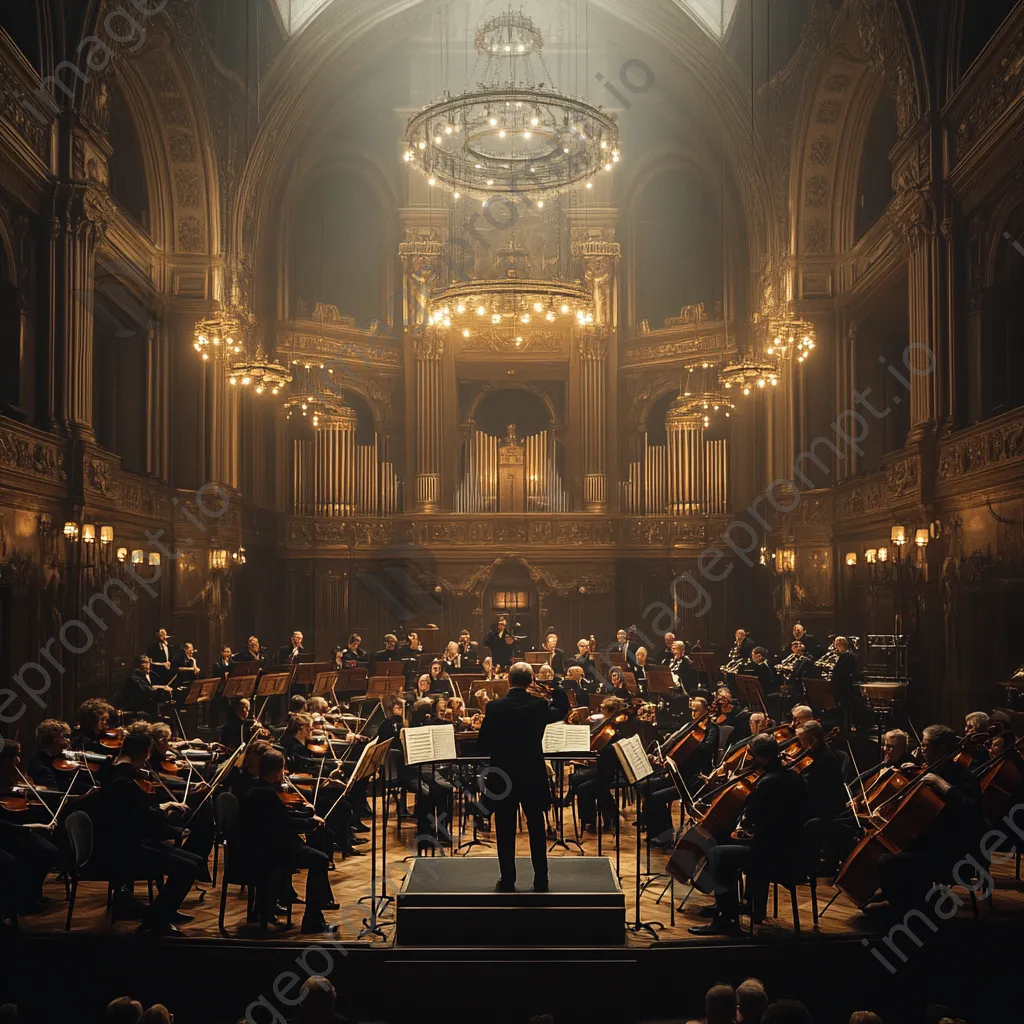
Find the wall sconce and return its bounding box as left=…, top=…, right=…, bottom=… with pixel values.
left=890, top=525, right=906, bottom=547
left=100, top=526, right=114, bottom=545
left=914, top=529, right=929, bottom=548
left=116, top=547, right=128, bottom=562
left=231, top=547, right=247, bottom=566
left=131, top=549, right=144, bottom=564
left=63, top=522, right=79, bottom=540
left=774, top=548, right=796, bottom=573
left=845, top=552, right=857, bottom=567
left=147, top=552, right=160, bottom=566
left=209, top=549, right=228, bottom=571
left=865, top=549, right=877, bottom=564
left=877, top=546, right=889, bottom=563
left=81, top=524, right=96, bottom=544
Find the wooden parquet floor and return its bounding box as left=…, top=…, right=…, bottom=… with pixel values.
left=18, top=802, right=1024, bottom=948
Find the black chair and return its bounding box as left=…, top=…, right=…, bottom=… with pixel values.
left=835, top=750, right=851, bottom=781
left=716, top=726, right=735, bottom=763
left=63, top=810, right=161, bottom=929
left=750, top=817, right=822, bottom=935
left=215, top=792, right=291, bottom=934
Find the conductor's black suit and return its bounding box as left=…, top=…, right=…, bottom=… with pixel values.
left=477, top=681, right=570, bottom=889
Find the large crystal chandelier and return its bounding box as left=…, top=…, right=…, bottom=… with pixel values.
left=192, top=304, right=248, bottom=361
left=673, top=390, right=735, bottom=429
left=766, top=313, right=816, bottom=363
left=283, top=364, right=350, bottom=428
left=719, top=359, right=780, bottom=396
left=228, top=343, right=292, bottom=396
left=404, top=9, right=620, bottom=206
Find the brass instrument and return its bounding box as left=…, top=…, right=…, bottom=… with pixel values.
left=774, top=651, right=800, bottom=676
left=722, top=643, right=751, bottom=676
left=637, top=702, right=658, bottom=724
left=814, top=635, right=861, bottom=681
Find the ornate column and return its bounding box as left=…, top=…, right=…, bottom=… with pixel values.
left=578, top=330, right=609, bottom=512
left=412, top=331, right=444, bottom=511
left=399, top=238, right=444, bottom=331
left=895, top=184, right=943, bottom=435
left=46, top=183, right=110, bottom=441
left=574, top=239, right=621, bottom=329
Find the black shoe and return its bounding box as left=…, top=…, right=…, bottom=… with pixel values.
left=322, top=900, right=340, bottom=911
left=556, top=794, right=574, bottom=808
left=688, top=916, right=742, bottom=937
left=496, top=880, right=516, bottom=892
left=533, top=879, right=549, bottom=893
left=170, top=911, right=194, bottom=924
left=288, top=888, right=304, bottom=904
left=349, top=835, right=369, bottom=845
left=136, top=921, right=182, bottom=937
left=343, top=847, right=366, bottom=857
left=351, top=822, right=371, bottom=833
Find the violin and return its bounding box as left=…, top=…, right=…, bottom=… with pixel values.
left=99, top=727, right=126, bottom=751
left=782, top=727, right=840, bottom=773
left=0, top=790, right=49, bottom=814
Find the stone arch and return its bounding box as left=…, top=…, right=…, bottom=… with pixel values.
left=462, top=384, right=561, bottom=434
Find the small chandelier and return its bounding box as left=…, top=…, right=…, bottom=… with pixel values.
left=720, top=359, right=781, bottom=396
left=766, top=314, right=816, bottom=363
left=284, top=364, right=350, bottom=428
left=192, top=306, right=247, bottom=361
left=671, top=390, right=735, bottom=429
left=227, top=343, right=292, bottom=396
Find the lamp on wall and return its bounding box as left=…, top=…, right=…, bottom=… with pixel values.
left=845, top=552, right=857, bottom=567
left=864, top=549, right=877, bottom=564
left=774, top=547, right=796, bottom=574
left=209, top=549, right=229, bottom=571
left=914, top=529, right=929, bottom=548
left=890, top=525, right=907, bottom=547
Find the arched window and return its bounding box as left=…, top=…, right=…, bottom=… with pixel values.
left=108, top=83, right=150, bottom=232
left=634, top=169, right=722, bottom=331
left=854, top=97, right=898, bottom=241
left=292, top=168, right=389, bottom=328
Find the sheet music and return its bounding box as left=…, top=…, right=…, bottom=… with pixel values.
left=614, top=733, right=655, bottom=784
left=542, top=723, right=592, bottom=753
left=402, top=724, right=457, bottom=765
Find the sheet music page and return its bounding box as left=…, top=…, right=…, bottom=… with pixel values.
left=430, top=724, right=457, bottom=761
left=542, top=723, right=566, bottom=753
left=564, top=724, right=591, bottom=751
left=402, top=726, right=436, bottom=765
left=614, top=733, right=655, bottom=783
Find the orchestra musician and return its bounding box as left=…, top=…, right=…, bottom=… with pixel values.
left=480, top=656, right=502, bottom=682
left=171, top=642, right=201, bottom=691
left=568, top=637, right=598, bottom=683
left=778, top=641, right=819, bottom=711
left=70, top=698, right=115, bottom=756
left=219, top=697, right=264, bottom=748
left=448, top=630, right=479, bottom=669
left=232, top=636, right=264, bottom=666
left=657, top=632, right=676, bottom=666
left=240, top=749, right=339, bottom=934
left=829, top=636, right=858, bottom=709
left=0, top=742, right=61, bottom=916
left=688, top=733, right=808, bottom=935
left=720, top=711, right=771, bottom=762
left=608, top=666, right=631, bottom=700
left=543, top=632, right=566, bottom=675
left=732, top=629, right=755, bottom=662
left=614, top=629, right=638, bottom=668
left=398, top=632, right=425, bottom=685
left=874, top=724, right=986, bottom=919
left=632, top=647, right=649, bottom=692
left=25, top=719, right=75, bottom=792
left=482, top=615, right=518, bottom=671
left=564, top=696, right=632, bottom=834
left=122, top=655, right=173, bottom=716
left=668, top=641, right=696, bottom=706
left=90, top=730, right=203, bottom=935
left=477, top=661, right=570, bottom=891
left=787, top=622, right=820, bottom=660
left=749, top=646, right=775, bottom=696
left=146, top=628, right=177, bottom=684
left=425, top=661, right=455, bottom=697
left=441, top=641, right=463, bottom=675
left=370, top=633, right=400, bottom=668
left=339, top=633, right=367, bottom=665
left=277, top=630, right=306, bottom=666
left=211, top=645, right=235, bottom=680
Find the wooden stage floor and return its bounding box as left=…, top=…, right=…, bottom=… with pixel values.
left=18, top=809, right=1024, bottom=948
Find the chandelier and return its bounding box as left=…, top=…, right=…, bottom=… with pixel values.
left=227, top=343, right=292, bottom=396
left=404, top=10, right=620, bottom=205
left=672, top=390, right=735, bottom=428
left=720, top=359, right=781, bottom=396
left=192, top=304, right=248, bottom=361
left=766, top=314, right=816, bottom=363
left=283, top=364, right=351, bottom=428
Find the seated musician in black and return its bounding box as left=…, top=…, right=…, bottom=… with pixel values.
left=226, top=740, right=273, bottom=800
left=567, top=638, right=598, bottom=684
left=279, top=713, right=364, bottom=858
left=375, top=695, right=406, bottom=749
left=211, top=645, right=235, bottom=680
left=749, top=647, right=775, bottom=697
left=632, top=647, right=650, bottom=693
left=26, top=719, right=72, bottom=791
left=608, top=666, right=631, bottom=700
left=565, top=697, right=632, bottom=834
left=689, top=733, right=808, bottom=935
left=876, top=724, right=986, bottom=918
left=91, top=730, right=204, bottom=935
left=220, top=697, right=259, bottom=749
left=780, top=641, right=819, bottom=712
left=795, top=719, right=848, bottom=872
left=170, top=641, right=201, bottom=694
left=70, top=698, right=115, bottom=756
left=560, top=665, right=588, bottom=709
left=232, top=636, right=264, bottom=666
left=122, top=654, right=173, bottom=717
left=0, top=743, right=61, bottom=915
left=426, top=660, right=455, bottom=697
left=339, top=632, right=367, bottom=667
left=240, top=749, right=339, bottom=934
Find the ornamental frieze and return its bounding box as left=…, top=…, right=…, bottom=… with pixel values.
left=0, top=426, right=67, bottom=484
left=835, top=479, right=888, bottom=520
left=937, top=413, right=1024, bottom=483
left=955, top=26, right=1024, bottom=159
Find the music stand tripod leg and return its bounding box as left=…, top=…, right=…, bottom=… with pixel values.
left=358, top=765, right=395, bottom=938
left=627, top=791, right=663, bottom=940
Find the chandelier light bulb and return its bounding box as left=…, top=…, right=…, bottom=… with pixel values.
left=531, top=117, right=539, bottom=126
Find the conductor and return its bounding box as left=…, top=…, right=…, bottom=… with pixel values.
left=477, top=661, right=570, bottom=892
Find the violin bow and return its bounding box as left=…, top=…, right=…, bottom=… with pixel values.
left=283, top=773, right=316, bottom=811
left=185, top=740, right=246, bottom=821
left=312, top=754, right=326, bottom=806
left=47, top=772, right=81, bottom=828
left=846, top=741, right=875, bottom=818
left=14, top=766, right=53, bottom=816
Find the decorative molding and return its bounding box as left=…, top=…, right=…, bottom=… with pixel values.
left=0, top=424, right=67, bottom=484
left=937, top=412, right=1024, bottom=483
left=955, top=25, right=1024, bottom=159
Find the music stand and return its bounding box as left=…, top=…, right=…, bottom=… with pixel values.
left=228, top=661, right=260, bottom=678
left=623, top=671, right=639, bottom=697
left=222, top=675, right=258, bottom=700
left=525, top=651, right=549, bottom=667
left=645, top=667, right=674, bottom=698
left=338, top=667, right=368, bottom=695
left=313, top=671, right=341, bottom=698
left=734, top=674, right=768, bottom=714
left=350, top=676, right=393, bottom=712
left=372, top=661, right=406, bottom=678
left=257, top=672, right=292, bottom=697
left=183, top=678, right=220, bottom=706
left=607, top=651, right=627, bottom=668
